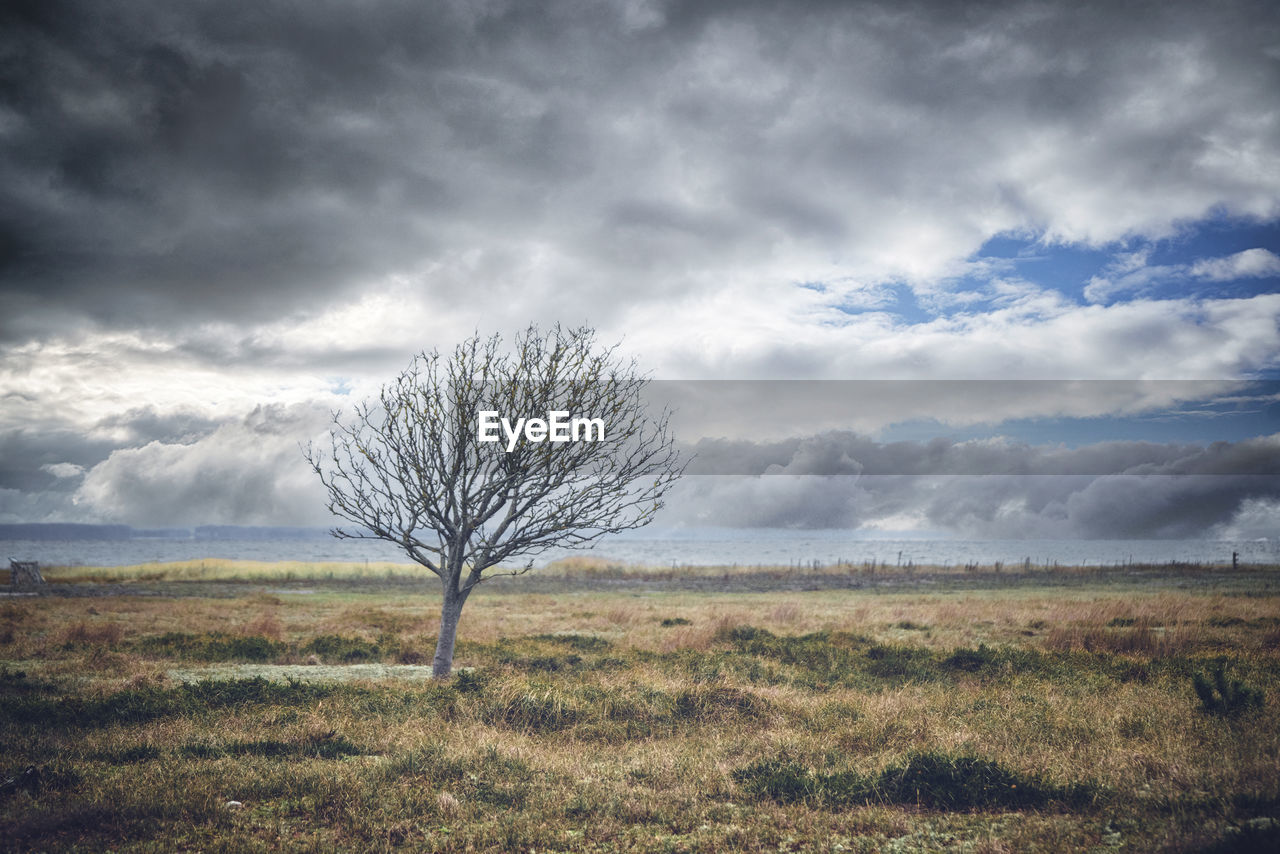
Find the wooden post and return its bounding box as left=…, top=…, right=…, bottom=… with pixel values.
left=8, top=559, right=44, bottom=587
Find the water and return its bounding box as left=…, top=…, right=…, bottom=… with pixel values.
left=5, top=528, right=1278, bottom=569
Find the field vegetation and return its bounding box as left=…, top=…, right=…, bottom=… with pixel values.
left=24, top=553, right=1261, bottom=585
left=1, top=561, right=1277, bottom=851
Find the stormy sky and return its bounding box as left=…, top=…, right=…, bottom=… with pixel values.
left=2, top=0, right=1279, bottom=538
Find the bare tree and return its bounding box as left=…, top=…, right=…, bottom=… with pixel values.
left=305, top=325, right=684, bottom=677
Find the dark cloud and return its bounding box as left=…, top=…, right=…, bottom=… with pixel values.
left=668, top=470, right=1280, bottom=539
left=655, top=380, right=1271, bottom=446
left=2, top=0, right=1277, bottom=341
left=0, top=405, right=231, bottom=522
left=2, top=0, right=1278, bottom=535
left=0, top=427, right=112, bottom=493
left=683, top=430, right=1280, bottom=475
left=0, top=0, right=460, bottom=331
left=666, top=432, right=1280, bottom=537
left=91, top=407, right=224, bottom=446
left=909, top=473, right=1261, bottom=539
left=45, top=405, right=1280, bottom=536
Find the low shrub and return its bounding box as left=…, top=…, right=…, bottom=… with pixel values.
left=872, top=752, right=1101, bottom=810
left=1196, top=818, right=1280, bottom=854
left=180, top=735, right=366, bottom=760
left=863, top=643, right=933, bottom=679
left=734, top=751, right=1102, bottom=810
left=532, top=633, right=611, bottom=653
left=452, top=668, right=487, bottom=693
left=303, top=634, right=382, bottom=662
left=136, top=632, right=287, bottom=662
left=89, top=745, right=161, bottom=764
left=732, top=758, right=824, bottom=804
left=942, top=644, right=1001, bottom=673
left=673, top=685, right=771, bottom=722
left=483, top=686, right=580, bottom=733
left=1193, top=666, right=1264, bottom=717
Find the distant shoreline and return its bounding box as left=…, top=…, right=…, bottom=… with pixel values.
left=5, top=529, right=1277, bottom=571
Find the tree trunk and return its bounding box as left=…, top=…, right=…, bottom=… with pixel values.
left=432, top=588, right=465, bottom=679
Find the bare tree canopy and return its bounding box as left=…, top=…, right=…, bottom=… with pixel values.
left=305, top=324, right=684, bottom=676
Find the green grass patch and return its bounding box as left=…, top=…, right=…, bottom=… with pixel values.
left=734, top=751, right=1104, bottom=810
left=87, top=745, right=162, bottom=764
left=179, top=735, right=367, bottom=760
left=477, top=678, right=771, bottom=739
left=303, top=633, right=385, bottom=662
left=135, top=631, right=289, bottom=662
left=134, top=631, right=401, bottom=663
left=0, top=677, right=349, bottom=728
left=530, top=633, right=612, bottom=653
left=707, top=624, right=1218, bottom=689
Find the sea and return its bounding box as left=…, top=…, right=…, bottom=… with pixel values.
left=4, top=528, right=1278, bottom=570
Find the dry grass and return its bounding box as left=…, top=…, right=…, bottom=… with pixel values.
left=241, top=612, right=284, bottom=641
left=40, top=558, right=424, bottom=583
left=58, top=620, right=126, bottom=646
left=36, top=553, right=1256, bottom=586
left=0, top=569, right=1277, bottom=852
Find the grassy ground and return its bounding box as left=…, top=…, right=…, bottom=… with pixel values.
left=1, top=563, right=1278, bottom=852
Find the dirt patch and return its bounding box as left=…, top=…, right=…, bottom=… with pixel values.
left=165, top=662, right=441, bottom=682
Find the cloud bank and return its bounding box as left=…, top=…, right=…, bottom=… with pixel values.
left=8, top=415, right=1275, bottom=541
left=1, top=0, right=1278, bottom=537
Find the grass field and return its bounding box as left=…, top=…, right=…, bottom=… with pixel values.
left=1, top=562, right=1278, bottom=852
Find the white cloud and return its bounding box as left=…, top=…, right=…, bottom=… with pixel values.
left=73, top=405, right=331, bottom=526
left=1190, top=248, right=1280, bottom=281
left=1083, top=248, right=1177, bottom=303
left=1214, top=496, right=1280, bottom=540
left=1085, top=246, right=1280, bottom=304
